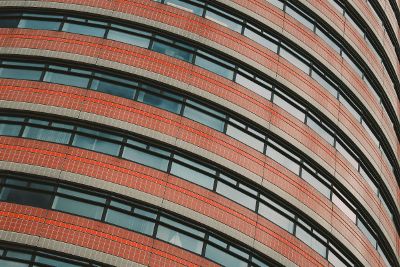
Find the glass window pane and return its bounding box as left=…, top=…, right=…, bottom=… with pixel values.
left=105, top=209, right=132, bottom=227
left=195, top=55, right=234, bottom=79
left=205, top=245, right=247, bottom=267
left=357, top=220, right=377, bottom=248
left=35, top=256, right=81, bottom=267
left=328, top=250, right=348, bottom=267
left=170, top=162, right=214, bottom=189
left=90, top=79, right=135, bottom=99
left=183, top=106, right=224, bottom=131
left=105, top=209, right=155, bottom=235
left=0, top=187, right=52, bottom=208
left=280, top=48, right=310, bottom=73
left=76, top=127, right=122, bottom=141
left=152, top=41, right=193, bottom=62
left=0, top=67, right=42, bottom=80
left=205, top=10, right=242, bottom=32
left=43, top=71, right=89, bottom=88
left=266, top=145, right=300, bottom=174
left=18, top=19, right=60, bottom=30
left=216, top=181, right=256, bottom=210
left=52, top=196, right=104, bottom=220
left=156, top=225, right=203, bottom=254
left=315, top=27, right=341, bottom=54
left=273, top=94, right=305, bottom=122
left=72, top=134, right=121, bottom=156
left=226, top=125, right=264, bottom=152
left=340, top=98, right=360, bottom=124
left=301, top=169, right=331, bottom=198
left=295, top=226, right=326, bottom=257
left=137, top=91, right=182, bottom=114
left=258, top=202, right=294, bottom=232
left=62, top=22, right=105, bottom=37
left=0, top=123, right=21, bottom=136
left=160, top=216, right=204, bottom=237
left=0, top=260, right=28, bottom=267
left=235, top=73, right=271, bottom=100
left=306, top=118, right=334, bottom=145
left=165, top=0, right=204, bottom=15
left=285, top=6, right=314, bottom=30
left=122, top=146, right=169, bottom=171
left=243, top=28, right=278, bottom=53
left=311, top=70, right=338, bottom=98
left=335, top=142, right=358, bottom=169
left=332, top=193, right=356, bottom=223
left=6, top=251, right=31, bottom=260
left=266, top=0, right=284, bottom=9
left=0, top=18, right=19, bottom=28
left=130, top=216, right=155, bottom=235
left=57, top=187, right=106, bottom=203
left=107, top=29, right=150, bottom=48
left=22, top=126, right=71, bottom=144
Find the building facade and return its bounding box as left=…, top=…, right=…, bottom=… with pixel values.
left=0, top=0, right=398, bottom=266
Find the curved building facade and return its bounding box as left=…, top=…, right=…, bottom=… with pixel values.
left=0, top=0, right=398, bottom=266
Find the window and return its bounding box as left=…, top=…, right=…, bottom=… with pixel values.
left=0, top=122, right=22, bottom=136
left=205, top=10, right=242, bottom=32
left=296, top=226, right=326, bottom=257
left=165, top=0, right=204, bottom=16
left=22, top=126, right=71, bottom=144
left=90, top=79, right=136, bottom=99
left=18, top=18, right=61, bottom=30
left=273, top=94, right=305, bottom=122
left=0, top=67, right=42, bottom=80
left=195, top=54, right=234, bottom=79
left=62, top=22, right=106, bottom=37
left=311, top=70, right=338, bottom=98
left=332, top=193, right=356, bottom=223
left=243, top=28, right=278, bottom=53
left=279, top=47, right=310, bottom=74
left=216, top=181, right=256, bottom=210
left=205, top=245, right=247, bottom=267
left=151, top=41, right=194, bottom=62
left=258, top=202, right=294, bottom=233
left=122, top=146, right=169, bottom=171
left=335, top=142, right=358, bottom=170
left=235, top=73, right=272, bottom=99
left=157, top=224, right=203, bottom=253
left=183, top=105, right=225, bottom=131
left=306, top=117, right=335, bottom=145
left=73, top=133, right=121, bottom=156
left=170, top=162, right=214, bottom=189
left=107, top=28, right=150, bottom=48
left=301, top=169, right=331, bottom=198
left=226, top=124, right=264, bottom=152
left=266, top=145, right=300, bottom=174
left=137, top=90, right=182, bottom=114
left=52, top=188, right=105, bottom=220
left=43, top=71, right=89, bottom=88
left=0, top=185, right=52, bottom=208
left=105, top=209, right=155, bottom=235
left=285, top=5, right=314, bottom=31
